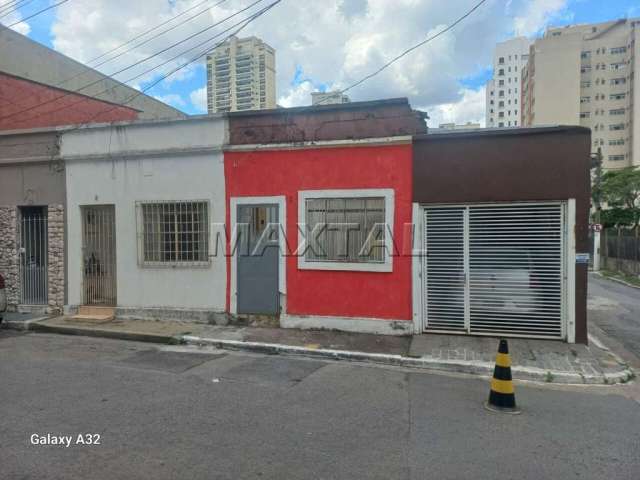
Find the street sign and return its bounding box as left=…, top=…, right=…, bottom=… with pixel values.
left=590, top=223, right=602, bottom=232
left=576, top=253, right=590, bottom=264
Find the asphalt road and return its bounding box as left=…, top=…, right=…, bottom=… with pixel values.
left=588, top=274, right=640, bottom=364
left=1, top=331, right=639, bottom=480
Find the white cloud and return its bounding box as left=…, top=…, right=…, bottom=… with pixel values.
left=424, top=87, right=487, bottom=128
left=2, top=11, right=31, bottom=36
left=153, top=93, right=186, bottom=108
left=189, top=86, right=207, bottom=112
left=277, top=80, right=317, bottom=108
left=47, top=0, right=576, bottom=118
left=512, top=0, right=570, bottom=37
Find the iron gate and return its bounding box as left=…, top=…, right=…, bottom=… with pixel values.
left=81, top=205, right=117, bottom=305
left=423, top=203, right=565, bottom=339
left=19, top=207, right=48, bottom=304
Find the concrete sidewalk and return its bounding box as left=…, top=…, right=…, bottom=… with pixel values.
left=11, top=315, right=635, bottom=385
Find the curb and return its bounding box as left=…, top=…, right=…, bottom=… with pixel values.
left=180, top=335, right=635, bottom=386
left=29, top=321, right=175, bottom=344
left=11, top=319, right=634, bottom=386
left=591, top=271, right=640, bottom=290
left=0, top=316, right=50, bottom=332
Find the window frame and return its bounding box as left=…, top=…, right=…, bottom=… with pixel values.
left=297, top=189, right=394, bottom=272
left=135, top=199, right=211, bottom=268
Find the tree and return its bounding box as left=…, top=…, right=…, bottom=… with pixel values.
left=600, top=166, right=640, bottom=227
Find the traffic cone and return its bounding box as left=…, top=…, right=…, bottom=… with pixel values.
left=485, top=339, right=521, bottom=414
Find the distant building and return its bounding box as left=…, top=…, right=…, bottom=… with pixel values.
left=485, top=37, right=530, bottom=129
left=311, top=91, right=350, bottom=105
left=521, top=18, right=640, bottom=169
left=206, top=36, right=276, bottom=113
left=438, top=122, right=481, bottom=130
left=0, top=25, right=185, bottom=131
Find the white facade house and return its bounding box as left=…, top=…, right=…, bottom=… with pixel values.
left=485, top=37, right=531, bottom=128
left=60, top=116, right=228, bottom=321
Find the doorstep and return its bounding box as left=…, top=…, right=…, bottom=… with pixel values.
left=17, top=316, right=634, bottom=385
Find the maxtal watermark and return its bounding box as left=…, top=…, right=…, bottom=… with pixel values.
left=206, top=222, right=426, bottom=258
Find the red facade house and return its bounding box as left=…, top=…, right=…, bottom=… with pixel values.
left=224, top=99, right=427, bottom=334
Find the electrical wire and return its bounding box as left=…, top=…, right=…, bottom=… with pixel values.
left=54, top=0, right=230, bottom=90
left=65, top=0, right=282, bottom=130
left=0, top=0, right=20, bottom=14
left=315, top=0, right=488, bottom=105
left=0, top=0, right=33, bottom=17
left=8, top=0, right=282, bottom=127
left=0, top=0, right=265, bottom=122
left=86, top=0, right=225, bottom=66
left=4, top=0, right=69, bottom=28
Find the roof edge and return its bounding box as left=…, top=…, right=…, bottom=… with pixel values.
left=227, top=97, right=411, bottom=117
left=415, top=125, right=590, bottom=141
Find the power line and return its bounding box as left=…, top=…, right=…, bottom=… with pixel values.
left=86, top=0, right=224, bottom=66
left=316, top=0, right=488, bottom=105
left=62, top=0, right=283, bottom=131
left=8, top=1, right=282, bottom=127
left=4, top=0, right=68, bottom=27
left=0, top=0, right=266, bottom=122
left=54, top=0, right=229, bottom=90
left=0, top=0, right=21, bottom=13
left=0, top=0, right=38, bottom=19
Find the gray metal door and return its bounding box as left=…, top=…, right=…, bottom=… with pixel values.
left=82, top=205, right=117, bottom=306
left=237, top=204, right=279, bottom=315
left=19, top=206, right=48, bottom=304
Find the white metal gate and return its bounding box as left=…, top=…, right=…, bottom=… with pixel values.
left=81, top=205, right=117, bottom=306
left=423, top=203, right=565, bottom=339
left=19, top=207, right=48, bottom=304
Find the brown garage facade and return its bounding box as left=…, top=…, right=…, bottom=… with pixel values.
left=412, top=126, right=591, bottom=344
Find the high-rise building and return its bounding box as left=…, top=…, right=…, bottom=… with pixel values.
left=521, top=18, right=640, bottom=169
left=485, top=37, right=531, bottom=128
left=311, top=91, right=350, bottom=105
left=206, top=36, right=276, bottom=113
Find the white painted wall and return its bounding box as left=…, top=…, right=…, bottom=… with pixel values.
left=61, top=117, right=227, bottom=311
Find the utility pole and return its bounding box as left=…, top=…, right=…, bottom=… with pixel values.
left=590, top=147, right=603, bottom=271
left=590, top=147, right=603, bottom=224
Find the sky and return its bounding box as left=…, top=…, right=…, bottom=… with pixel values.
left=2, top=0, right=639, bottom=127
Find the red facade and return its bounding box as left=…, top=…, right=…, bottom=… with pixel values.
left=0, top=73, right=139, bottom=131
left=225, top=143, right=414, bottom=322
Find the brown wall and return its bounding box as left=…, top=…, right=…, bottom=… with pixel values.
left=413, top=127, right=591, bottom=343
left=228, top=98, right=427, bottom=144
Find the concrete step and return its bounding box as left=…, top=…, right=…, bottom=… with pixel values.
left=69, top=306, right=115, bottom=324
left=67, top=314, right=114, bottom=324
left=77, top=306, right=115, bottom=317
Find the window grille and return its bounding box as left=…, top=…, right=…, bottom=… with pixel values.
left=137, top=201, right=209, bottom=267
left=304, top=197, right=385, bottom=264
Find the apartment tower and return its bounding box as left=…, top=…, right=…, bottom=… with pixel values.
left=206, top=36, right=276, bottom=113
left=485, top=37, right=531, bottom=128
left=522, top=19, right=640, bottom=169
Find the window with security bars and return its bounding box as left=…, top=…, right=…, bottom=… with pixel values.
left=137, top=201, right=209, bottom=266
left=305, top=197, right=385, bottom=263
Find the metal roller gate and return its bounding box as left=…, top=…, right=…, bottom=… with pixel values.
left=81, top=205, right=117, bottom=306
left=423, top=202, right=566, bottom=339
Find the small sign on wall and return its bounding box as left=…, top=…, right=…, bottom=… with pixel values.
left=576, top=253, right=590, bottom=264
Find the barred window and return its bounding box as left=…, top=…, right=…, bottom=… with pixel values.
left=137, top=201, right=209, bottom=266
left=296, top=189, right=394, bottom=272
